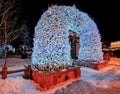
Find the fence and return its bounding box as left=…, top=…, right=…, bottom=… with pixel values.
left=0, top=65, right=32, bottom=79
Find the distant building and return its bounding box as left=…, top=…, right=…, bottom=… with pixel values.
left=110, top=41, right=120, bottom=51
left=108, top=41, right=120, bottom=58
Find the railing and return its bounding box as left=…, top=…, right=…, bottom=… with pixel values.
left=0, top=65, right=32, bottom=79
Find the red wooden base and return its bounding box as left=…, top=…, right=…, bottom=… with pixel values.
left=90, top=61, right=108, bottom=70
left=32, top=67, right=80, bottom=91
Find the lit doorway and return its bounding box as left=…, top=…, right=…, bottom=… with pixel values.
left=69, top=31, right=80, bottom=59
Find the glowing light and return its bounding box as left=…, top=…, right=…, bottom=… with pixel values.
left=32, top=5, right=103, bottom=69
left=110, top=41, right=120, bottom=48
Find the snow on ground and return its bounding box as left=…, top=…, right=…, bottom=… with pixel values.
left=0, top=57, right=30, bottom=70
left=80, top=58, right=120, bottom=88
left=0, top=75, right=73, bottom=94
left=0, top=57, right=75, bottom=94
left=0, top=76, right=41, bottom=94
left=0, top=57, right=120, bottom=94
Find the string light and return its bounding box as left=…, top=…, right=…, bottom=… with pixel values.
left=32, top=5, right=103, bottom=69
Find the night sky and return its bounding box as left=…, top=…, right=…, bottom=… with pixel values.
left=22, top=0, right=119, bottom=42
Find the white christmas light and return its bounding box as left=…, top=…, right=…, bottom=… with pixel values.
left=32, top=5, right=103, bottom=70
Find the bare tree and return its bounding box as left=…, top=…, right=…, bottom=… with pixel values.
left=0, top=0, right=25, bottom=66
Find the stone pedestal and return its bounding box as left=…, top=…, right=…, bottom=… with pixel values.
left=90, top=61, right=108, bottom=70
left=32, top=67, right=80, bottom=91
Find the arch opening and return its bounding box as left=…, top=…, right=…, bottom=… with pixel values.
left=69, top=30, right=80, bottom=60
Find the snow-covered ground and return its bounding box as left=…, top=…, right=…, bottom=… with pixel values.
left=0, top=57, right=120, bottom=94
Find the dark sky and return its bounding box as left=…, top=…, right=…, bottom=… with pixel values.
left=22, top=0, right=119, bottom=42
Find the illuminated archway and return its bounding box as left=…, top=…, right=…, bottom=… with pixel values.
left=32, top=5, right=103, bottom=69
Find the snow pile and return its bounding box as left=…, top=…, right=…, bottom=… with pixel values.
left=0, top=76, right=41, bottom=94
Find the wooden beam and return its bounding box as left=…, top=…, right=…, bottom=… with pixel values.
left=7, top=69, right=26, bottom=74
